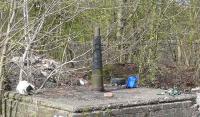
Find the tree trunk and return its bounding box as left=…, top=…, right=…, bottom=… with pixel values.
left=0, top=0, right=16, bottom=91
left=0, top=0, right=16, bottom=114
left=117, top=0, right=127, bottom=63
left=177, top=40, right=182, bottom=65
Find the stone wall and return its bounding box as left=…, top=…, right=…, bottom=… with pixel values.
left=71, top=101, right=195, bottom=117
left=2, top=91, right=197, bottom=117
left=3, top=93, right=70, bottom=117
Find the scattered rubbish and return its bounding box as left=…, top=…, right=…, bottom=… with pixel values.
left=104, top=84, right=112, bottom=87
left=11, top=56, right=41, bottom=65
left=165, top=87, right=181, bottom=96
left=191, top=87, right=200, bottom=92
left=120, top=85, right=127, bottom=89
left=127, top=64, right=137, bottom=71
left=126, top=75, right=138, bottom=88
left=111, top=78, right=126, bottom=86
left=104, top=92, right=114, bottom=97
left=41, top=70, right=49, bottom=77
left=10, top=55, right=68, bottom=89
left=54, top=115, right=64, bottom=117
left=157, top=92, right=165, bottom=95
left=157, top=87, right=182, bottom=96
left=79, top=78, right=88, bottom=86
left=10, top=57, right=23, bottom=64
left=16, top=80, right=35, bottom=95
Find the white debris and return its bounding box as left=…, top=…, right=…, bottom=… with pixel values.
left=191, top=87, right=200, bottom=92
left=11, top=57, right=23, bottom=64
left=11, top=56, right=40, bottom=65
left=10, top=56, right=61, bottom=78
left=41, top=70, right=49, bottom=77
left=53, top=115, right=64, bottom=117
left=104, top=92, right=114, bottom=97
left=16, top=81, right=35, bottom=95
left=42, top=59, right=58, bottom=70
left=79, top=78, right=88, bottom=85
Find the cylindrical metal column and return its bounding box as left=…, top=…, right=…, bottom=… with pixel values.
left=91, top=27, right=104, bottom=91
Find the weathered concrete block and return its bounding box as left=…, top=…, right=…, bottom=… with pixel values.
left=2, top=88, right=197, bottom=117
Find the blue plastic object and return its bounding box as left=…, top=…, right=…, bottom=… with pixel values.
left=126, top=75, right=138, bottom=88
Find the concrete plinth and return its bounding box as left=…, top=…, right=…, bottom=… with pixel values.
left=2, top=88, right=197, bottom=117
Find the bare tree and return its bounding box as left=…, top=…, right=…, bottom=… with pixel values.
left=0, top=0, right=16, bottom=91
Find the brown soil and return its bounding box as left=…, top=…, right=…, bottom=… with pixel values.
left=154, top=64, right=199, bottom=91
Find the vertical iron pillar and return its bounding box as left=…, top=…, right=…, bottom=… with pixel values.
left=92, top=27, right=104, bottom=91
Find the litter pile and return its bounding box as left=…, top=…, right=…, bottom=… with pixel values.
left=7, top=55, right=84, bottom=90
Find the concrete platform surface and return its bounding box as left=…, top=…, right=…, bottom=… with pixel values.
left=4, top=87, right=196, bottom=113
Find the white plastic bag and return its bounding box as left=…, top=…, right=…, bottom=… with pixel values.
left=16, top=81, right=35, bottom=95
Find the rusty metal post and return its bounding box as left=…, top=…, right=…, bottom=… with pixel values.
left=91, top=27, right=104, bottom=91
